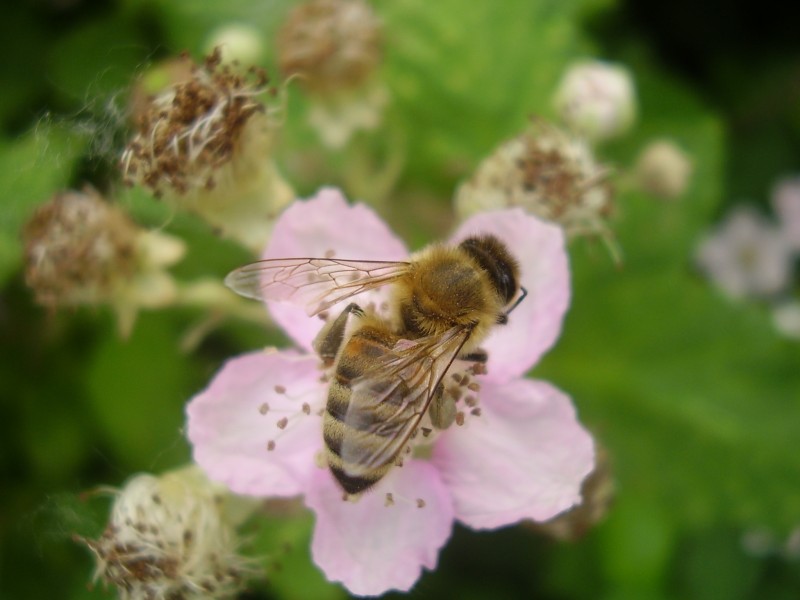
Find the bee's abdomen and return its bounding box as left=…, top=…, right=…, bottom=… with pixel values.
left=323, top=329, right=400, bottom=495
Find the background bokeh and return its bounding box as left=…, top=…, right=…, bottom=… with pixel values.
left=1, top=0, right=799, bottom=598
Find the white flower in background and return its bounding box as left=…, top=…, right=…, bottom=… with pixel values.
left=772, top=301, right=800, bottom=340
left=552, top=60, right=637, bottom=143
left=455, top=120, right=613, bottom=242
left=695, top=207, right=793, bottom=300
left=771, top=176, right=800, bottom=250
left=22, top=188, right=184, bottom=336
left=79, top=466, right=249, bottom=600
left=122, top=49, right=294, bottom=253
left=277, top=0, right=386, bottom=148
left=634, top=139, right=693, bottom=200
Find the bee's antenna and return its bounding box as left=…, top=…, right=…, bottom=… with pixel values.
left=508, top=286, right=528, bottom=314
left=497, top=286, right=528, bottom=324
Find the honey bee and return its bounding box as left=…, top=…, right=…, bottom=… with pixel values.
left=225, top=235, right=526, bottom=495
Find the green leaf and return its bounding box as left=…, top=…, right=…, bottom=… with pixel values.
left=84, top=312, right=192, bottom=471
left=379, top=0, right=593, bottom=188
left=144, top=0, right=294, bottom=55
left=46, top=11, right=148, bottom=106
left=246, top=507, right=345, bottom=600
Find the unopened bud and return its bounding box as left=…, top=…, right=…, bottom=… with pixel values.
left=205, top=23, right=265, bottom=67
left=635, top=139, right=693, bottom=200
left=771, top=177, right=800, bottom=250
left=553, top=60, right=636, bottom=143
left=772, top=301, right=800, bottom=340
left=78, top=466, right=249, bottom=600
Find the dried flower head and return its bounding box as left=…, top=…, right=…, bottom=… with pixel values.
left=79, top=466, right=249, bottom=600
left=121, top=49, right=293, bottom=252
left=455, top=120, right=614, bottom=242
left=122, top=48, right=271, bottom=197
left=23, top=188, right=185, bottom=335
left=635, top=139, right=693, bottom=200
left=23, top=189, right=137, bottom=306
left=277, top=0, right=382, bottom=94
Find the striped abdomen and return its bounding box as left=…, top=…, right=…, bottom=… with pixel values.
left=323, top=325, right=406, bottom=495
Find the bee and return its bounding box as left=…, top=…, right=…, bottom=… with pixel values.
left=225, top=234, right=527, bottom=495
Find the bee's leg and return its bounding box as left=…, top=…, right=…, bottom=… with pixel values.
left=429, top=383, right=456, bottom=429
left=459, top=348, right=488, bottom=364
left=312, top=303, right=364, bottom=366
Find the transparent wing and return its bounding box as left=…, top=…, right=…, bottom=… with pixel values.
left=339, top=326, right=472, bottom=478
left=224, top=257, right=411, bottom=316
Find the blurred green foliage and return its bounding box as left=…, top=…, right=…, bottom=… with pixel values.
left=1, top=0, right=799, bottom=599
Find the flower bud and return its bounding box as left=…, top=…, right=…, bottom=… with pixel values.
left=277, top=0, right=386, bottom=148
left=79, top=466, right=249, bottom=600
left=772, top=301, right=800, bottom=340
left=771, top=176, right=800, bottom=250
left=634, top=139, right=693, bottom=200
left=205, top=23, right=265, bottom=67
left=553, top=60, right=637, bottom=143
left=455, top=119, right=614, bottom=240
left=23, top=188, right=184, bottom=335
left=122, top=49, right=294, bottom=253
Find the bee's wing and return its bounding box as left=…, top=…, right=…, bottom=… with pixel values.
left=224, top=258, right=411, bottom=316
left=339, top=326, right=472, bottom=478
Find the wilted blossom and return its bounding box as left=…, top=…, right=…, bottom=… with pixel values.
left=455, top=120, right=614, bottom=242
left=277, top=0, right=387, bottom=148
left=634, top=139, right=693, bottom=200
left=696, top=206, right=793, bottom=300
left=187, top=188, right=595, bottom=596
left=552, top=59, right=637, bottom=143
left=22, top=188, right=184, bottom=336
left=771, top=177, right=800, bottom=250
left=121, top=48, right=293, bottom=253
left=78, top=466, right=249, bottom=600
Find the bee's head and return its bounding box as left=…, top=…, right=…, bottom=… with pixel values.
left=458, top=235, right=520, bottom=307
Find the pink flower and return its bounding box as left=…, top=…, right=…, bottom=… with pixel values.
left=187, top=188, right=595, bottom=596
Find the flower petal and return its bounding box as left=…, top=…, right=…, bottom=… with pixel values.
left=306, top=462, right=454, bottom=596
left=262, top=188, right=408, bottom=351
left=432, top=377, right=594, bottom=529
left=451, top=209, right=570, bottom=382
left=187, top=349, right=326, bottom=497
